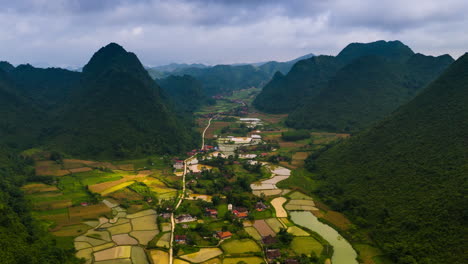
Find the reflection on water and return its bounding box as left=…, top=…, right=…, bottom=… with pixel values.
left=290, top=211, right=358, bottom=264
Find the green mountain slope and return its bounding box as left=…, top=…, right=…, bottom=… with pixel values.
left=310, top=53, right=468, bottom=264
left=173, top=64, right=270, bottom=96
left=336, top=40, right=414, bottom=64
left=9, top=64, right=80, bottom=108
left=286, top=53, right=454, bottom=131
left=0, top=148, right=81, bottom=264
left=47, top=43, right=199, bottom=159
left=253, top=56, right=343, bottom=113
left=0, top=69, right=45, bottom=149
left=157, top=74, right=208, bottom=113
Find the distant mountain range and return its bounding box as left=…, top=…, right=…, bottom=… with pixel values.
left=311, top=52, right=468, bottom=264
left=0, top=43, right=199, bottom=159
left=146, top=53, right=315, bottom=96
left=254, top=40, right=454, bottom=132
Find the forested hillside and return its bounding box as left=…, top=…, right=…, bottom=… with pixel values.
left=8, top=64, right=80, bottom=108
left=308, top=53, right=468, bottom=264
left=253, top=55, right=343, bottom=113
left=46, top=43, right=199, bottom=159
left=170, top=64, right=270, bottom=96
left=286, top=53, right=454, bottom=131
left=0, top=69, right=46, bottom=149
left=0, top=148, right=80, bottom=264
left=147, top=53, right=315, bottom=96
left=254, top=40, right=454, bottom=132
left=0, top=43, right=200, bottom=159
left=157, top=74, right=210, bottom=113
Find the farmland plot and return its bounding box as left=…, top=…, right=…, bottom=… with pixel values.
left=180, top=248, right=223, bottom=263
left=221, top=239, right=261, bottom=254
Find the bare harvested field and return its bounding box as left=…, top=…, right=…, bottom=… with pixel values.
left=253, top=219, right=276, bottom=237
left=69, top=203, right=112, bottom=223
left=204, top=121, right=231, bottom=139
left=111, top=188, right=143, bottom=201
left=117, top=164, right=135, bottom=171
left=247, top=112, right=287, bottom=124
left=51, top=223, right=91, bottom=237
left=322, top=211, right=352, bottom=231
left=69, top=167, right=93, bottom=173
left=112, top=234, right=138, bottom=245
left=271, top=197, right=287, bottom=217
left=311, top=132, right=350, bottom=145
left=34, top=199, right=72, bottom=210
left=35, top=160, right=70, bottom=176
left=291, top=152, right=310, bottom=167
left=22, top=183, right=59, bottom=194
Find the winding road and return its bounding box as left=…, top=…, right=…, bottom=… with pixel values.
left=169, top=117, right=214, bottom=264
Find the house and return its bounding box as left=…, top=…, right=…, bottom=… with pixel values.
left=232, top=209, right=248, bottom=219
left=175, top=214, right=197, bottom=223
left=80, top=202, right=89, bottom=207
left=175, top=235, right=187, bottom=244
left=216, top=231, right=232, bottom=240
left=160, top=213, right=171, bottom=219
left=266, top=249, right=281, bottom=260
left=285, top=259, right=299, bottom=264
left=255, top=201, right=268, bottom=211
left=205, top=208, right=218, bottom=218
left=262, top=235, right=278, bottom=246
left=239, top=154, right=257, bottom=159
left=173, top=160, right=184, bottom=170
left=227, top=204, right=233, bottom=211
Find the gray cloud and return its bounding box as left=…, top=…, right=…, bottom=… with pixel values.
left=0, top=0, right=466, bottom=67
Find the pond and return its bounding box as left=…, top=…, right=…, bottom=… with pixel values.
left=290, top=211, right=358, bottom=264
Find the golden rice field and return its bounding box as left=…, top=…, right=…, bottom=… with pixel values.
left=150, top=249, right=169, bottom=264
left=265, top=218, right=284, bottom=233
left=180, top=248, right=223, bottom=263
left=244, top=227, right=262, bottom=240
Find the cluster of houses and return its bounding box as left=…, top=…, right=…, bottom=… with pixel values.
left=239, top=117, right=262, bottom=128
left=217, top=134, right=262, bottom=145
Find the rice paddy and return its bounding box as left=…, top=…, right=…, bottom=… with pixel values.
left=221, top=239, right=262, bottom=254
left=287, top=226, right=310, bottom=236
left=150, top=250, right=169, bottom=264
left=180, top=248, right=223, bottom=263
left=156, top=233, right=171, bottom=248
left=223, top=257, right=264, bottom=264
left=270, top=197, right=287, bottom=217
left=265, top=218, right=284, bottom=233
left=291, top=236, right=323, bottom=256
left=244, top=226, right=262, bottom=240
left=253, top=219, right=275, bottom=237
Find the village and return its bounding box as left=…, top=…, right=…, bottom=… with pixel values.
left=21, top=88, right=347, bottom=264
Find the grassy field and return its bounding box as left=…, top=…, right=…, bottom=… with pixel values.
left=221, top=239, right=262, bottom=254
left=291, top=236, right=323, bottom=256
left=277, top=168, right=321, bottom=196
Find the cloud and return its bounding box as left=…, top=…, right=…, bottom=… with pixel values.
left=0, top=0, right=466, bottom=67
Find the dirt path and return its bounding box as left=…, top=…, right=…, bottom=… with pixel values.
left=169, top=117, right=213, bottom=264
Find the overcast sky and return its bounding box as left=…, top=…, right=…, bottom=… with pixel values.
left=1, top=0, right=467, bottom=67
